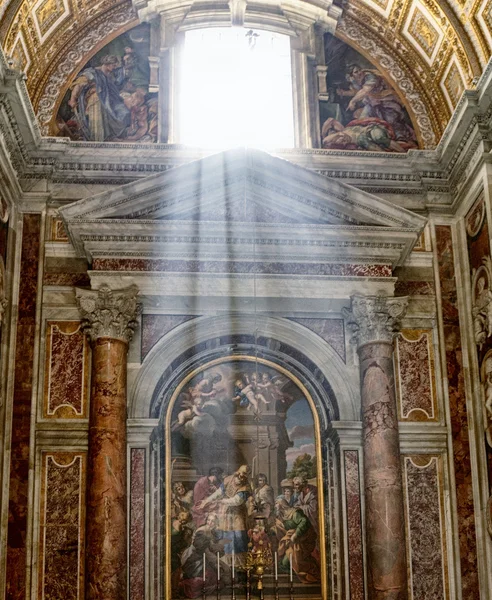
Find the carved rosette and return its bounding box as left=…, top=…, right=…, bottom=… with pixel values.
left=343, top=295, right=408, bottom=347
left=75, top=285, right=141, bottom=344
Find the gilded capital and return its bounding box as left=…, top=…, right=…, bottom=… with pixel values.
left=343, top=294, right=408, bottom=347
left=76, top=285, right=141, bottom=344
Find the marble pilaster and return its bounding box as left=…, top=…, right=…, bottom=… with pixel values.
left=76, top=285, right=140, bottom=600
left=344, top=295, right=409, bottom=600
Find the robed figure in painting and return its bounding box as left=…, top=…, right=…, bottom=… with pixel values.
left=68, top=55, right=130, bottom=142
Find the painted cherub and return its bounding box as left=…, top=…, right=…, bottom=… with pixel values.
left=233, top=374, right=267, bottom=412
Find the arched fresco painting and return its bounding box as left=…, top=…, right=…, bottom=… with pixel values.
left=320, top=33, right=419, bottom=152
left=166, top=358, right=326, bottom=598
left=54, top=23, right=158, bottom=143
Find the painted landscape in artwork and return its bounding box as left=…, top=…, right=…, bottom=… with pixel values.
left=168, top=359, right=323, bottom=598
left=320, top=33, right=418, bottom=152
left=55, top=24, right=158, bottom=143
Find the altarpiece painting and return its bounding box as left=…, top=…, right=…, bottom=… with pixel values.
left=166, top=358, right=326, bottom=598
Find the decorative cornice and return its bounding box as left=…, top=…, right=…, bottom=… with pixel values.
left=75, top=284, right=141, bottom=344
left=343, top=295, right=408, bottom=347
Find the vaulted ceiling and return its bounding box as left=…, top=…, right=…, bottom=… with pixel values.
left=0, top=0, right=490, bottom=147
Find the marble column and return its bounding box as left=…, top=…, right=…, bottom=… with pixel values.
left=344, top=295, right=409, bottom=600
left=76, top=285, right=141, bottom=600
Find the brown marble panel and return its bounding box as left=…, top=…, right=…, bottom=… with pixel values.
left=404, top=455, right=446, bottom=599
left=130, top=448, right=146, bottom=600
left=141, top=314, right=197, bottom=359
left=43, top=321, right=89, bottom=418
left=86, top=337, right=128, bottom=600
left=287, top=318, right=345, bottom=362
left=38, top=452, right=86, bottom=600
left=7, top=213, right=41, bottom=600
left=92, top=258, right=393, bottom=277
left=435, top=225, right=478, bottom=598
left=394, top=280, right=435, bottom=296
left=153, top=450, right=159, bottom=600
left=43, top=272, right=91, bottom=287
left=344, top=450, right=364, bottom=600
left=395, top=330, right=437, bottom=421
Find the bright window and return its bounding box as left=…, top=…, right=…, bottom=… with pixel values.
left=179, top=27, right=295, bottom=149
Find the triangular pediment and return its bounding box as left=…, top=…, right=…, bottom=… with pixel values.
left=60, top=148, right=426, bottom=269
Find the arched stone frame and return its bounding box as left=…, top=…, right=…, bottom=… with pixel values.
left=129, top=314, right=359, bottom=599
left=129, top=314, right=359, bottom=421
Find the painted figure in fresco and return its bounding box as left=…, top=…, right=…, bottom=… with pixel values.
left=178, top=529, right=219, bottom=598
left=250, top=473, right=275, bottom=526
left=336, top=64, right=417, bottom=149
left=276, top=478, right=295, bottom=507
left=321, top=116, right=408, bottom=153
left=172, top=482, right=194, bottom=517
left=68, top=55, right=130, bottom=142
left=233, top=375, right=267, bottom=411
left=293, top=475, right=319, bottom=540
left=198, top=465, right=252, bottom=562
left=274, top=498, right=320, bottom=583
left=192, top=467, right=224, bottom=526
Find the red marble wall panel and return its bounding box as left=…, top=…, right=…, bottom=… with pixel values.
left=43, top=321, right=89, bottom=419
left=287, top=318, right=345, bottom=362
left=38, top=453, right=86, bottom=600
left=435, top=224, right=479, bottom=598
left=130, top=449, right=146, bottom=600
left=344, top=450, right=364, bottom=600
left=92, top=257, right=392, bottom=277
left=7, top=213, right=41, bottom=600
left=43, top=273, right=91, bottom=287
left=141, top=315, right=197, bottom=359
left=404, top=455, right=446, bottom=599
left=395, top=329, right=437, bottom=420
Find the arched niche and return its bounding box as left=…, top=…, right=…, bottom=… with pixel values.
left=161, top=355, right=331, bottom=598
left=129, top=314, right=359, bottom=422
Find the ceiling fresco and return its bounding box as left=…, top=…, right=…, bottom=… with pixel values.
left=0, top=0, right=489, bottom=147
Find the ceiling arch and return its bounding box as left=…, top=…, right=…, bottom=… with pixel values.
left=0, top=0, right=490, bottom=146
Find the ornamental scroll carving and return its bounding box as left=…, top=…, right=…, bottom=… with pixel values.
left=343, top=295, right=408, bottom=347
left=75, top=285, right=141, bottom=344
left=472, top=256, right=492, bottom=350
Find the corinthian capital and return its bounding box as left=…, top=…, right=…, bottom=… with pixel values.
left=343, top=295, right=408, bottom=347
left=76, top=285, right=141, bottom=344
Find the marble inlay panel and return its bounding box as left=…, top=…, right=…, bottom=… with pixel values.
left=435, top=225, right=478, bottom=598
left=43, top=321, right=89, bottom=419
left=7, top=214, right=41, bottom=600
left=141, top=315, right=197, bottom=359
left=395, top=329, right=437, bottom=420
left=327, top=441, right=339, bottom=598
left=287, top=318, right=345, bottom=362
left=92, top=258, right=393, bottom=278
left=394, top=280, right=435, bottom=296
left=49, top=217, right=69, bottom=242
left=130, top=449, right=145, bottom=600
left=38, top=452, right=86, bottom=600
left=344, top=450, right=364, bottom=600
left=404, top=455, right=447, bottom=599
left=43, top=273, right=90, bottom=287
